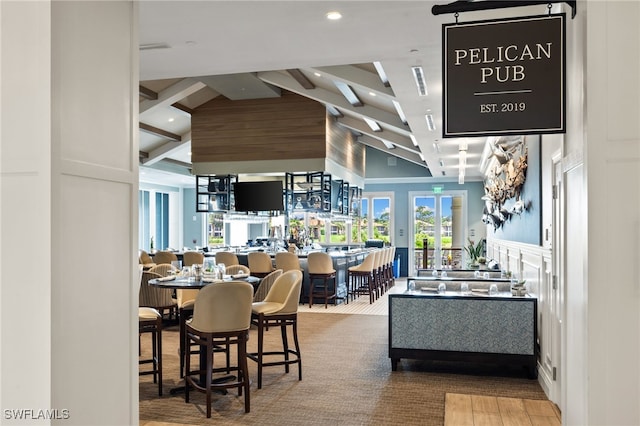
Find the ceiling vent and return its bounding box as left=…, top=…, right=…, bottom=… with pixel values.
left=411, top=66, right=428, bottom=96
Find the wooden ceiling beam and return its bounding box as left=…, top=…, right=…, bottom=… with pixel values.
left=139, top=122, right=182, bottom=142
left=171, top=102, right=194, bottom=115
left=139, top=85, right=158, bottom=100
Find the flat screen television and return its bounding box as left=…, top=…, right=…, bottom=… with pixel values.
left=233, top=180, right=284, bottom=212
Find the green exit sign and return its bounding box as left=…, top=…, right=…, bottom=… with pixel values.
left=432, top=186, right=443, bottom=194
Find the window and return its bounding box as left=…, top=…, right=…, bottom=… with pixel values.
left=155, top=192, right=170, bottom=251
left=139, top=190, right=150, bottom=251
left=360, top=193, right=393, bottom=244
left=206, top=212, right=224, bottom=245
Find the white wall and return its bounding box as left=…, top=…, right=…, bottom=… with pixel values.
left=1, top=1, right=138, bottom=425
left=489, top=2, right=640, bottom=423
left=583, top=1, right=640, bottom=424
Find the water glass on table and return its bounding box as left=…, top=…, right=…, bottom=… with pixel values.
left=181, top=266, right=192, bottom=280
left=460, top=282, right=469, bottom=295
left=489, top=283, right=498, bottom=296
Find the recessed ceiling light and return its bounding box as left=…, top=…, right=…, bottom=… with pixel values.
left=168, top=117, right=175, bottom=122
left=326, top=11, right=342, bottom=20
left=314, top=72, right=322, bottom=77
left=369, top=92, right=376, bottom=97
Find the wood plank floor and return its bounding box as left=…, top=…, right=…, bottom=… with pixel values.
left=444, top=393, right=561, bottom=426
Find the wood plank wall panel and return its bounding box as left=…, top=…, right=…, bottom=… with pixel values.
left=191, top=91, right=327, bottom=163
left=326, top=114, right=365, bottom=177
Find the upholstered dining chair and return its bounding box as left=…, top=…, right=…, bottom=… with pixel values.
left=248, top=269, right=303, bottom=389
left=247, top=251, right=274, bottom=278
left=184, top=281, right=254, bottom=417
left=307, top=252, right=338, bottom=308
left=182, top=251, right=204, bottom=267
left=153, top=250, right=178, bottom=265
left=252, top=269, right=283, bottom=302
left=137, top=265, right=163, bottom=396
left=139, top=250, right=156, bottom=270
left=274, top=251, right=302, bottom=273
left=225, top=264, right=251, bottom=276
left=139, top=306, right=163, bottom=396
left=147, top=263, right=178, bottom=278
left=215, top=251, right=240, bottom=267
left=139, top=270, right=178, bottom=319
left=176, top=284, right=198, bottom=378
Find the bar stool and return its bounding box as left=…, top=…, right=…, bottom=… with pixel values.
left=184, top=281, right=254, bottom=417
left=248, top=270, right=303, bottom=389
left=275, top=251, right=302, bottom=273
left=347, top=250, right=378, bottom=304
left=387, top=246, right=396, bottom=289
left=307, top=252, right=338, bottom=308
left=139, top=307, right=163, bottom=396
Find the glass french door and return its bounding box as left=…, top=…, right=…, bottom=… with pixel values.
left=410, top=191, right=466, bottom=274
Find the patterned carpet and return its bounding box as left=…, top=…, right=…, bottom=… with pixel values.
left=139, top=299, right=548, bottom=425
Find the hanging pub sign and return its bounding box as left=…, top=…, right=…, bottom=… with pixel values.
left=442, top=14, right=565, bottom=137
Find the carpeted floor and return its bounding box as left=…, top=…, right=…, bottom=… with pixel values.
left=139, top=310, right=548, bottom=425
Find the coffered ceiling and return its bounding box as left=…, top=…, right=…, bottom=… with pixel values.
left=138, top=1, right=558, bottom=187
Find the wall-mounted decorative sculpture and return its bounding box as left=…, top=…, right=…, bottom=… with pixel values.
left=482, top=136, right=531, bottom=230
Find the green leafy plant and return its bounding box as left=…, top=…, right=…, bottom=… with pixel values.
left=464, top=238, right=484, bottom=263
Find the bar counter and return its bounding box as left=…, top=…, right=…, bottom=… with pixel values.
left=231, top=249, right=372, bottom=305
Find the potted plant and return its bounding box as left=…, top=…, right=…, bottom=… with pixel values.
left=464, top=238, right=484, bottom=268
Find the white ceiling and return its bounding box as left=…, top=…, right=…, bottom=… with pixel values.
left=138, top=1, right=558, bottom=187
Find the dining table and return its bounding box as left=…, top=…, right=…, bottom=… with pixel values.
left=148, top=273, right=260, bottom=395
left=148, top=273, right=260, bottom=290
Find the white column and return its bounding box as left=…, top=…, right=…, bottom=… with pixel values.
left=1, top=1, right=139, bottom=425
left=581, top=1, right=640, bottom=424
left=1, top=0, right=53, bottom=419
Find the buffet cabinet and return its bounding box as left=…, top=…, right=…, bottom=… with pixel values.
left=389, top=293, right=537, bottom=378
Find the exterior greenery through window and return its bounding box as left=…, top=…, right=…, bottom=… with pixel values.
left=360, top=195, right=391, bottom=244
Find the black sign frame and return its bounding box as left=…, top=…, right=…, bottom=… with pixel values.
left=442, top=13, right=566, bottom=138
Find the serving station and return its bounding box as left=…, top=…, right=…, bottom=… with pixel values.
left=389, top=288, right=537, bottom=378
